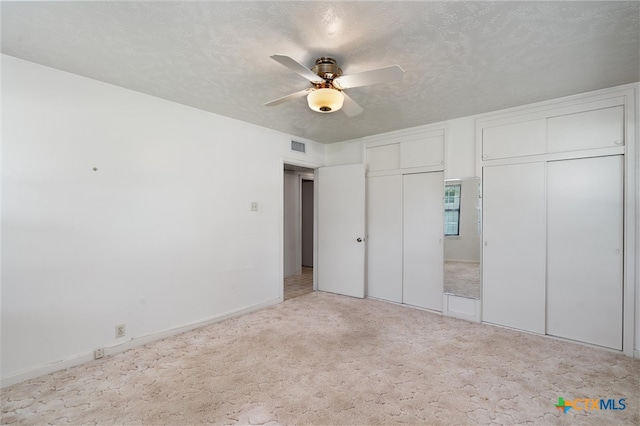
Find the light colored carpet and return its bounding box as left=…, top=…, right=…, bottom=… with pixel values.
left=2, top=292, right=638, bottom=425
left=445, top=260, right=481, bottom=299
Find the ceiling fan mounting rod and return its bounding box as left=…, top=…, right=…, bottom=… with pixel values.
left=313, top=81, right=340, bottom=91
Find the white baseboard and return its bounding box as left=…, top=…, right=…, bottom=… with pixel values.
left=635, top=349, right=640, bottom=359
left=442, top=293, right=481, bottom=323
left=1, top=297, right=282, bottom=388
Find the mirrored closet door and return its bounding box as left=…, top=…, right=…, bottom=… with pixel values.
left=443, top=177, right=481, bottom=300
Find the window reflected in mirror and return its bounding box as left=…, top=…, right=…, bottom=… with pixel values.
left=444, top=184, right=461, bottom=236
left=444, top=178, right=481, bottom=299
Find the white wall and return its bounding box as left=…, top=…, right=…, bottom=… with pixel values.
left=325, top=139, right=364, bottom=166
left=283, top=171, right=300, bottom=277
left=301, top=180, right=314, bottom=267
left=636, top=86, right=640, bottom=357
left=445, top=117, right=476, bottom=179
left=1, top=55, right=325, bottom=385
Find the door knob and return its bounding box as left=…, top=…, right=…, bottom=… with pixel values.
left=357, top=237, right=363, bottom=242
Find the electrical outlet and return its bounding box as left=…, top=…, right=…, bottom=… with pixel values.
left=94, top=348, right=104, bottom=359
left=251, top=202, right=259, bottom=211
left=115, top=324, right=126, bottom=338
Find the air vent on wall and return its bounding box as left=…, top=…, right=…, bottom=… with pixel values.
left=291, top=140, right=306, bottom=153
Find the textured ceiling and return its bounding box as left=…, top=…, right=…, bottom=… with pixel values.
left=2, top=1, right=639, bottom=144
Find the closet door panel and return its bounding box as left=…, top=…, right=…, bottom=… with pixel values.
left=546, top=156, right=623, bottom=350
left=366, top=144, right=400, bottom=172
left=482, top=119, right=546, bottom=160
left=482, top=163, right=546, bottom=334
left=400, top=135, right=444, bottom=168
left=366, top=175, right=403, bottom=303
left=547, top=106, right=624, bottom=153
left=403, top=172, right=444, bottom=311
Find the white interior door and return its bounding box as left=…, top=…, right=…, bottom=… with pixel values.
left=402, top=172, right=444, bottom=310
left=316, top=164, right=366, bottom=298
left=482, top=162, right=546, bottom=334
left=367, top=175, right=403, bottom=303
left=546, top=156, right=623, bottom=350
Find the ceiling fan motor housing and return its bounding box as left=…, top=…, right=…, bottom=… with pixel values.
left=312, top=57, right=342, bottom=82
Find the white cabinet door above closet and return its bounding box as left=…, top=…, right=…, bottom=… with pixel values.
left=546, top=156, right=623, bottom=350
left=366, top=144, right=400, bottom=172
left=400, top=135, right=444, bottom=168
left=482, top=162, right=546, bottom=334
left=366, top=175, right=403, bottom=303
left=547, top=106, right=624, bottom=153
left=403, top=172, right=444, bottom=311
left=482, top=119, right=546, bottom=160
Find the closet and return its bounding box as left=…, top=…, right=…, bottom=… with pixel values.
left=366, top=129, right=444, bottom=311
left=480, top=98, right=627, bottom=350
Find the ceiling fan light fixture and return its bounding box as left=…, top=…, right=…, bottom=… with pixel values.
left=307, top=88, right=344, bottom=113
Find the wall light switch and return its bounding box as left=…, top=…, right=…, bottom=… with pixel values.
left=251, top=202, right=259, bottom=212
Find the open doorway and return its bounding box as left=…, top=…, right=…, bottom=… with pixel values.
left=283, top=164, right=315, bottom=300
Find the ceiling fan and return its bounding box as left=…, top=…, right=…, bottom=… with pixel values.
left=264, top=55, right=404, bottom=117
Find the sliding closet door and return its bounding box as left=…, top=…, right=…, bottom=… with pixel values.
left=482, top=163, right=546, bottom=334
left=403, top=172, right=443, bottom=311
left=546, top=156, right=623, bottom=350
left=367, top=175, right=403, bottom=303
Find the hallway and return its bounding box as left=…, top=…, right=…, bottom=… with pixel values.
left=284, top=267, right=313, bottom=300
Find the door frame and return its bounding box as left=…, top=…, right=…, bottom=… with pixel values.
left=281, top=159, right=320, bottom=301
left=300, top=177, right=315, bottom=270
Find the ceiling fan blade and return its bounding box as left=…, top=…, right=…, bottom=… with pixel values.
left=341, top=92, right=364, bottom=117
left=333, top=65, right=404, bottom=89
left=264, top=88, right=314, bottom=106
left=270, top=55, right=325, bottom=84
